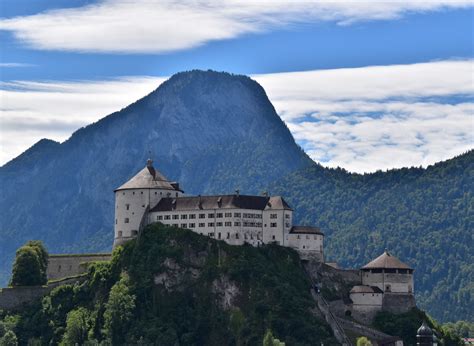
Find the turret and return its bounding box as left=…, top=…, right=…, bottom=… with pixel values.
left=417, top=321, right=434, bottom=346
left=113, top=159, right=183, bottom=248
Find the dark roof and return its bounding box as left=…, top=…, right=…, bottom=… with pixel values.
left=289, top=226, right=324, bottom=236
left=350, top=285, right=383, bottom=294
left=115, top=161, right=182, bottom=192
left=361, top=251, right=413, bottom=270
left=150, top=195, right=292, bottom=212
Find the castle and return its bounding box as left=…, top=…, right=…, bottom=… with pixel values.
left=113, top=159, right=324, bottom=261
left=42, top=159, right=416, bottom=324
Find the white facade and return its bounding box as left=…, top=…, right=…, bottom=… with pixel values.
left=113, top=160, right=324, bottom=261
left=361, top=270, right=414, bottom=294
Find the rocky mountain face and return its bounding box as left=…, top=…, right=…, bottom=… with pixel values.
left=0, top=70, right=312, bottom=284
left=0, top=70, right=471, bottom=322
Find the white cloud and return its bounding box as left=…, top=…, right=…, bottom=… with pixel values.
left=0, top=0, right=472, bottom=53
left=0, top=63, right=34, bottom=68
left=253, top=60, right=474, bottom=172
left=1, top=60, right=473, bottom=172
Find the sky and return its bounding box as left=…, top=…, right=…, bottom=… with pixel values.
left=0, top=1, right=473, bottom=172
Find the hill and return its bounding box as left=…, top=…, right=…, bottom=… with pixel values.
left=0, top=70, right=472, bottom=322
left=3, top=224, right=337, bottom=345
left=270, top=151, right=473, bottom=322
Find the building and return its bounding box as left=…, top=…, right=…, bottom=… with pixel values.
left=350, top=251, right=416, bottom=322
left=113, top=159, right=324, bottom=261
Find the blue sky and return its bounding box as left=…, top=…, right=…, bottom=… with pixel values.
left=1, top=1, right=473, bottom=172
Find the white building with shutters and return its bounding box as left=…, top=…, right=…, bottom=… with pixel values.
left=113, top=159, right=324, bottom=261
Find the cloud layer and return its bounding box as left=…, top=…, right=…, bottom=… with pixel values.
left=1, top=0, right=472, bottom=53
left=1, top=60, right=473, bottom=172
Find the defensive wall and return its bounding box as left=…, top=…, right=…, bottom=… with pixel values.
left=47, top=253, right=111, bottom=280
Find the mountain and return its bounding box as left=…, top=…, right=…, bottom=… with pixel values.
left=0, top=70, right=312, bottom=285
left=0, top=70, right=472, bottom=322
left=269, top=151, right=474, bottom=322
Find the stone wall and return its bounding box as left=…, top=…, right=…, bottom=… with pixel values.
left=0, top=276, right=86, bottom=311
left=382, top=293, right=416, bottom=314
left=47, top=253, right=111, bottom=281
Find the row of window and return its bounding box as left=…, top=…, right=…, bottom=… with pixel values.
left=156, top=212, right=266, bottom=221
left=121, top=191, right=179, bottom=197
left=173, top=221, right=265, bottom=228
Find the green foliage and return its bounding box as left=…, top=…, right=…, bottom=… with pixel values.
left=443, top=320, right=474, bottom=338
left=25, top=241, right=48, bottom=282
left=0, top=331, right=17, bottom=346
left=263, top=329, right=285, bottom=346
left=270, top=151, right=474, bottom=322
left=61, top=307, right=91, bottom=345
left=9, top=244, right=45, bottom=286
left=373, top=308, right=463, bottom=346
left=5, top=224, right=337, bottom=345
left=103, top=277, right=135, bottom=344
left=356, top=336, right=372, bottom=346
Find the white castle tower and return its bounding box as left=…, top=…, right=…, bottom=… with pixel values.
left=113, top=159, right=183, bottom=248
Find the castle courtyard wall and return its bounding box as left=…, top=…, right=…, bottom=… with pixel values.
left=47, top=253, right=111, bottom=281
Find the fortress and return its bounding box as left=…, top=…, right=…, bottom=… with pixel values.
left=26, top=159, right=416, bottom=324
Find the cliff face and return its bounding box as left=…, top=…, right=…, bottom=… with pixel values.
left=0, top=70, right=312, bottom=284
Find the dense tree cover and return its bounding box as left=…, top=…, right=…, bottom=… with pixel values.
left=373, top=308, right=463, bottom=346
left=442, top=320, right=474, bottom=338
left=270, top=151, right=473, bottom=322
left=0, top=224, right=336, bottom=345
left=9, top=241, right=48, bottom=286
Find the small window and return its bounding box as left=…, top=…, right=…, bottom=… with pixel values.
left=218, top=232, right=221, bottom=239
left=270, top=213, right=277, bottom=219
left=227, top=232, right=230, bottom=239
left=126, top=204, right=130, bottom=210
left=133, top=192, right=135, bottom=195
left=118, top=231, right=123, bottom=237
left=234, top=221, right=240, bottom=226
left=181, top=223, right=187, bottom=228
left=173, top=215, right=179, bottom=220
left=131, top=230, right=138, bottom=236
left=225, top=222, right=232, bottom=226
left=141, top=191, right=143, bottom=194
left=272, top=235, right=275, bottom=240
left=155, top=191, right=157, bottom=195
left=199, top=223, right=205, bottom=227
left=216, top=213, right=223, bottom=218
left=236, top=233, right=239, bottom=239
left=208, top=222, right=214, bottom=227
left=115, top=219, right=118, bottom=224
left=285, top=214, right=290, bottom=219
left=164, top=215, right=171, bottom=220
left=189, top=223, right=195, bottom=228
left=189, top=214, right=196, bottom=219
left=181, top=214, right=187, bottom=220
left=124, top=218, right=129, bottom=223
left=157, top=215, right=163, bottom=221
left=216, top=222, right=223, bottom=227
left=58, top=265, right=61, bottom=272
left=270, top=223, right=277, bottom=228
left=225, top=212, right=232, bottom=217
left=208, top=213, right=215, bottom=218
left=234, top=213, right=241, bottom=218
left=199, top=214, right=206, bottom=219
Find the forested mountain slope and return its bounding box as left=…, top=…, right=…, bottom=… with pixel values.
left=269, top=151, right=473, bottom=322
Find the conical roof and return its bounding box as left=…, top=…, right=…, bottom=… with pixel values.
left=115, top=160, right=180, bottom=192
left=361, top=251, right=412, bottom=270
left=417, top=321, right=433, bottom=336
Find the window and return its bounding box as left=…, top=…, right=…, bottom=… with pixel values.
left=189, top=223, right=195, bottom=228
left=133, top=192, right=135, bottom=195
left=208, top=233, right=214, bottom=237
left=227, top=232, right=230, bottom=239
left=285, top=222, right=290, bottom=228
left=115, top=219, right=117, bottom=224
left=216, top=213, right=223, bottom=218
left=270, top=213, right=277, bottom=219
left=157, top=215, right=163, bottom=221
left=225, top=222, right=232, bottom=226
left=199, top=223, right=205, bottom=227
left=189, top=214, right=196, bottom=219
left=208, top=213, right=215, bottom=218
left=173, top=215, right=179, bottom=220
left=218, top=232, right=221, bottom=239
left=141, top=191, right=143, bottom=194
left=297, top=235, right=300, bottom=239
left=124, top=218, right=129, bottom=223
left=199, top=213, right=206, bottom=219
left=208, top=222, right=214, bottom=227
left=132, top=230, right=138, bottom=236
left=236, top=233, right=239, bottom=239
left=58, top=265, right=61, bottom=272
left=118, top=231, right=122, bottom=237
left=285, top=214, right=290, bottom=219
left=234, top=213, right=241, bottom=218
left=216, top=222, right=223, bottom=227
left=155, top=191, right=157, bottom=195
left=270, top=222, right=277, bottom=228
left=272, top=235, right=275, bottom=240
left=244, top=234, right=248, bottom=240
left=142, top=204, right=145, bottom=208
left=225, top=212, right=232, bottom=217
left=126, top=204, right=130, bottom=210
left=164, top=215, right=171, bottom=220
left=181, top=223, right=187, bottom=228
left=181, top=214, right=187, bottom=219
left=234, top=221, right=241, bottom=226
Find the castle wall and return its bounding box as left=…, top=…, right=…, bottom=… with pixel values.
left=287, top=233, right=324, bottom=261
left=47, top=254, right=111, bottom=281
left=350, top=292, right=383, bottom=307
left=382, top=293, right=416, bottom=314
left=362, top=271, right=414, bottom=293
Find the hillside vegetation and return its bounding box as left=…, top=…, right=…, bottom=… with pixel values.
left=270, top=150, right=474, bottom=322
left=1, top=224, right=336, bottom=345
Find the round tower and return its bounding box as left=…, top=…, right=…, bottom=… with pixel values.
left=113, top=159, right=183, bottom=248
